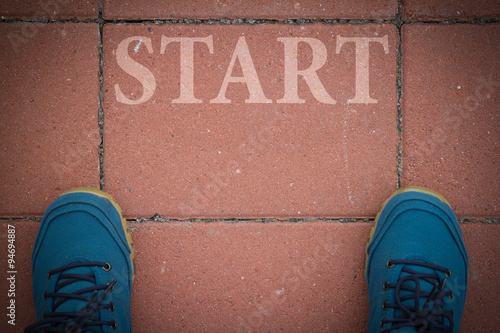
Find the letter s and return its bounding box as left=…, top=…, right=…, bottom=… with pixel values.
left=115, top=36, right=156, bottom=105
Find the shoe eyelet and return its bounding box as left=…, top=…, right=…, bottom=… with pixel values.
left=380, top=321, right=386, bottom=328
left=382, top=301, right=388, bottom=311
left=109, top=302, right=115, bottom=312
left=47, top=273, right=53, bottom=280
left=383, top=281, right=389, bottom=291
left=110, top=320, right=117, bottom=330
left=103, top=263, right=112, bottom=271
left=449, top=291, right=454, bottom=300
left=44, top=290, right=48, bottom=300
left=107, top=282, right=115, bottom=292
left=386, top=260, right=394, bottom=269
left=445, top=269, right=452, bottom=278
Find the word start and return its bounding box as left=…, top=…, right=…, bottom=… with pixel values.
left=115, top=35, right=389, bottom=105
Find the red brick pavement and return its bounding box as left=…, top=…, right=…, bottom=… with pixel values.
left=0, top=2, right=499, bottom=333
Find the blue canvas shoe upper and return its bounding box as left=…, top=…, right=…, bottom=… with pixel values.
left=366, top=187, right=468, bottom=333
left=26, top=188, right=134, bottom=333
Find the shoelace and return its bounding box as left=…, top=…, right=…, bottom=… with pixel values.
left=380, top=259, right=454, bottom=333
left=25, top=261, right=117, bottom=333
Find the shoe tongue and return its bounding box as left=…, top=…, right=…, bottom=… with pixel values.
left=394, top=263, right=441, bottom=326
left=54, top=266, right=101, bottom=317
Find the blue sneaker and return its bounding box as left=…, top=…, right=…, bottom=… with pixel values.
left=26, top=187, right=135, bottom=332
left=365, top=187, right=468, bottom=332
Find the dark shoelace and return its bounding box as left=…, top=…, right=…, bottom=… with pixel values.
left=25, top=261, right=117, bottom=333
left=380, top=259, right=454, bottom=333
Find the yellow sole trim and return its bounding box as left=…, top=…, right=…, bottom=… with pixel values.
left=365, top=186, right=451, bottom=273
left=60, top=187, right=135, bottom=282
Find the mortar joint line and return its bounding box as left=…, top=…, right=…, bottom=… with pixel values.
left=97, top=0, right=105, bottom=191
left=396, top=0, right=404, bottom=189
left=0, top=216, right=499, bottom=224
left=1, top=17, right=499, bottom=25
left=126, top=217, right=499, bottom=224
left=0, top=217, right=42, bottom=222
left=129, top=217, right=376, bottom=224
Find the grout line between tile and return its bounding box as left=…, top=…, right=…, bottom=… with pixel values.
left=128, top=217, right=500, bottom=224
left=396, top=0, right=403, bottom=189
left=1, top=216, right=499, bottom=223
left=1, top=17, right=498, bottom=25
left=98, top=1, right=105, bottom=191
left=130, top=217, right=375, bottom=224
left=0, top=217, right=41, bottom=222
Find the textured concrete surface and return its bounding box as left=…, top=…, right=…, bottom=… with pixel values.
left=103, top=0, right=397, bottom=20
left=0, top=23, right=100, bottom=217
left=401, top=24, right=500, bottom=219
left=103, top=24, right=398, bottom=219
left=1, top=221, right=499, bottom=332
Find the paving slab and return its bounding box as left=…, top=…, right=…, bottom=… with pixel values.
left=103, top=23, right=398, bottom=219
left=403, top=0, right=500, bottom=21
left=0, top=0, right=98, bottom=20
left=0, top=23, right=100, bottom=217
left=102, top=0, right=397, bottom=20
left=1, top=220, right=499, bottom=332
left=401, top=24, right=500, bottom=219
left=131, top=222, right=500, bottom=333
left=130, top=222, right=370, bottom=332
